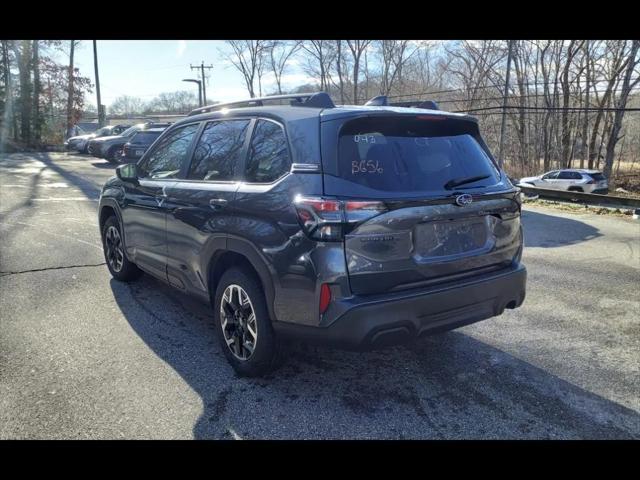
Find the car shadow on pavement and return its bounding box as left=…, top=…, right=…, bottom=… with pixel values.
left=110, top=275, right=640, bottom=440
left=521, top=209, right=602, bottom=248
left=32, top=152, right=103, bottom=201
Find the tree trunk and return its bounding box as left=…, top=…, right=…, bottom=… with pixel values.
left=12, top=40, right=33, bottom=144
left=66, top=40, right=75, bottom=139
left=336, top=41, right=344, bottom=104
left=580, top=40, right=590, bottom=169
left=32, top=40, right=41, bottom=144
left=1, top=40, right=15, bottom=144
left=603, top=40, right=640, bottom=179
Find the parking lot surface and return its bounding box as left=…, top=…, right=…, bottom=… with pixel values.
left=1, top=152, right=639, bottom=439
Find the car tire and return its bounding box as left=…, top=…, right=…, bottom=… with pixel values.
left=214, top=267, right=281, bottom=377
left=101, top=215, right=143, bottom=282
left=106, top=146, right=123, bottom=164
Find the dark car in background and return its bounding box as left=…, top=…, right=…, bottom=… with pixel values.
left=89, top=122, right=172, bottom=162
left=121, top=128, right=167, bottom=163
left=98, top=92, right=526, bottom=377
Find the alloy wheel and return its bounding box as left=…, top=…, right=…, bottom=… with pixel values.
left=105, top=225, right=124, bottom=272
left=220, top=284, right=258, bottom=361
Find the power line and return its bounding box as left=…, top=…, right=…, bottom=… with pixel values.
left=384, top=76, right=633, bottom=101
left=455, top=105, right=640, bottom=114
left=433, top=86, right=640, bottom=105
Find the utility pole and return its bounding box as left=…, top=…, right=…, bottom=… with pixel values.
left=66, top=40, right=76, bottom=140
left=498, top=40, right=514, bottom=169
left=190, top=61, right=213, bottom=105
left=93, top=40, right=105, bottom=127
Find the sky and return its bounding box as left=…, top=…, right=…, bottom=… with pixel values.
left=65, top=40, right=314, bottom=108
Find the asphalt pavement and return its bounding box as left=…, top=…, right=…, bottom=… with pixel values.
left=1, top=152, right=638, bottom=439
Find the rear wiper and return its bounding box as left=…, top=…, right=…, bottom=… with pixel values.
left=444, top=175, right=491, bottom=190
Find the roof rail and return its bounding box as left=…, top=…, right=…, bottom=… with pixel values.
left=188, top=92, right=335, bottom=116
left=364, top=95, right=439, bottom=111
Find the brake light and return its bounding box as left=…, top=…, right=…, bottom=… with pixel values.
left=586, top=178, right=595, bottom=184
left=319, top=283, right=332, bottom=314
left=294, top=195, right=386, bottom=241
left=416, top=115, right=446, bottom=121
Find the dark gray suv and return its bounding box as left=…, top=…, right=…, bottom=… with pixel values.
left=98, top=92, right=526, bottom=377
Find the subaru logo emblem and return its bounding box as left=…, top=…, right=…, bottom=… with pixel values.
left=455, top=194, right=473, bottom=206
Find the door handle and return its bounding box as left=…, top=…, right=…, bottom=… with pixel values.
left=209, top=198, right=228, bottom=209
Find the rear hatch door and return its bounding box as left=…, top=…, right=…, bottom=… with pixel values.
left=321, top=113, right=521, bottom=295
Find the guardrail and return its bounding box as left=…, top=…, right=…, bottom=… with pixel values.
left=518, top=185, right=640, bottom=209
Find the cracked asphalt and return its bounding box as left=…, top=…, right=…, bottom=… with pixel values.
left=1, top=152, right=639, bottom=439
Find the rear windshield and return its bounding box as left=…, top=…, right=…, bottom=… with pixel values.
left=132, top=131, right=162, bottom=144
left=337, top=117, right=499, bottom=193
left=588, top=172, right=605, bottom=181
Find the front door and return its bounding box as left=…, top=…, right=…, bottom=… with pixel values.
left=120, top=122, right=200, bottom=281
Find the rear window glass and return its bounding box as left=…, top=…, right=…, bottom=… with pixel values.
left=588, top=172, right=605, bottom=181
left=132, top=132, right=162, bottom=144
left=337, top=117, right=499, bottom=193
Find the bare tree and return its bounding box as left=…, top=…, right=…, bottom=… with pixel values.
left=377, top=40, right=417, bottom=96
left=346, top=40, right=372, bottom=104
left=109, top=95, right=146, bottom=116
left=603, top=40, right=640, bottom=178
left=223, top=40, right=268, bottom=98
left=300, top=41, right=335, bottom=92
left=266, top=41, right=301, bottom=95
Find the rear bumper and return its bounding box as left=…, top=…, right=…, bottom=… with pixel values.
left=273, top=263, right=527, bottom=349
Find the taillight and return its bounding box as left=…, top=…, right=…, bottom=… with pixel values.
left=416, top=115, right=446, bottom=121
left=294, top=195, right=386, bottom=241
left=586, top=178, right=595, bottom=184
left=319, top=283, right=332, bottom=314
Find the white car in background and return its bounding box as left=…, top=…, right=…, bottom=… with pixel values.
left=518, top=169, right=609, bottom=194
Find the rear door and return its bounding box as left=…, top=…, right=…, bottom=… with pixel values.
left=556, top=170, right=575, bottom=190
left=321, top=114, right=521, bottom=295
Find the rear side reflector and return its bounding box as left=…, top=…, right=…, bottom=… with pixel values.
left=319, top=283, right=332, bottom=314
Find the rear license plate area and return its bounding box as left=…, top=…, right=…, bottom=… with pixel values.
left=414, top=217, right=492, bottom=261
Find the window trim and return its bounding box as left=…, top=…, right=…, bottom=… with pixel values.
left=239, top=117, right=293, bottom=185
left=137, top=121, right=202, bottom=181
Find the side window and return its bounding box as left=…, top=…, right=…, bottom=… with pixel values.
left=188, top=120, right=250, bottom=181
left=245, top=119, right=291, bottom=183
left=139, top=123, right=199, bottom=180
left=557, top=171, right=572, bottom=180
left=572, top=172, right=583, bottom=180
left=542, top=171, right=559, bottom=180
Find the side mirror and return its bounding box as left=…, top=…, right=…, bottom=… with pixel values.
left=116, top=163, right=139, bottom=185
